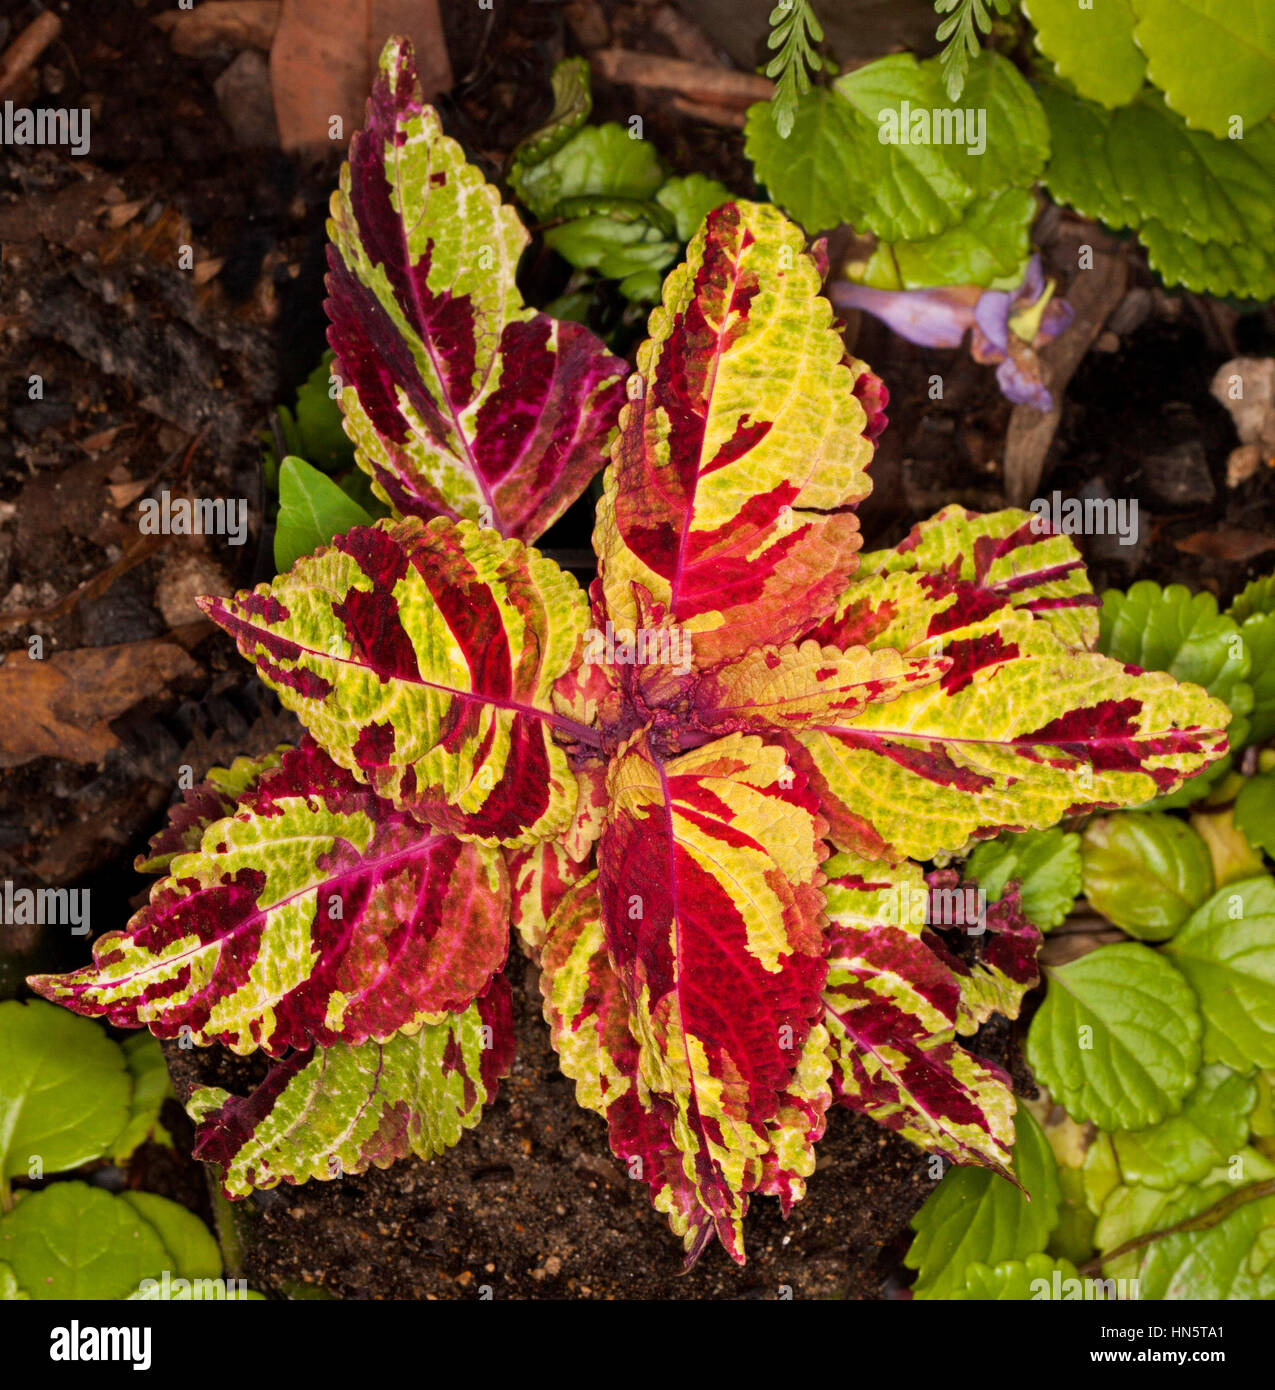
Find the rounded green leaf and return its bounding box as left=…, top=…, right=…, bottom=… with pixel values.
left=1098, top=1155, right=1275, bottom=1298
left=1112, top=1064, right=1256, bottom=1190
left=956, top=49, right=1051, bottom=196
left=1081, top=812, right=1214, bottom=940
left=906, top=1106, right=1061, bottom=1300
left=0, top=1261, right=28, bottom=1300
left=1040, top=84, right=1273, bottom=301
left=543, top=200, right=678, bottom=283
left=966, top=827, right=1082, bottom=931
left=1164, top=875, right=1275, bottom=1071
left=1137, top=217, right=1275, bottom=303
left=1039, top=85, right=1275, bottom=300
left=744, top=87, right=871, bottom=234
left=1027, top=943, right=1202, bottom=1130
left=1236, top=773, right=1275, bottom=858
left=1131, top=0, right=1275, bottom=139
left=1135, top=1182, right=1275, bottom=1299
left=851, top=186, right=1034, bottom=291
left=0, top=1183, right=170, bottom=1300
left=832, top=54, right=975, bottom=241
left=952, top=1251, right=1080, bottom=1300
left=1094, top=1180, right=1180, bottom=1280
left=1037, top=81, right=1136, bottom=231
left=120, top=1192, right=222, bottom=1280
left=0, top=1000, right=131, bottom=1188
left=1023, top=0, right=1147, bottom=107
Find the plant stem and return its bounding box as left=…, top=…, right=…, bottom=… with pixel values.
left=1077, top=1178, right=1275, bottom=1276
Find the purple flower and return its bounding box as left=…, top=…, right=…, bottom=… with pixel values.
left=831, top=256, right=1075, bottom=411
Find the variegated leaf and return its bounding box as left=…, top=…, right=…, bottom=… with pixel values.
left=327, top=38, right=626, bottom=541
left=754, top=1018, right=834, bottom=1214
left=830, top=505, right=1101, bottom=652
left=697, top=640, right=945, bottom=732
left=786, top=605, right=1231, bottom=861
left=200, top=518, right=589, bottom=847
left=136, top=749, right=286, bottom=875
left=595, top=732, right=830, bottom=1261
left=821, top=854, right=1016, bottom=1175
left=594, top=200, right=877, bottom=668
left=29, top=740, right=509, bottom=1056
left=189, top=981, right=514, bottom=1196
left=507, top=835, right=594, bottom=960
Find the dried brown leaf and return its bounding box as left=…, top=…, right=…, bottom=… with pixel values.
left=0, top=642, right=199, bottom=769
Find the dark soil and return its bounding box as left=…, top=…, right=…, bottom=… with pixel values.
left=3, top=0, right=1273, bottom=1299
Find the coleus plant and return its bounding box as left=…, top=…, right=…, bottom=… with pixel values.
left=30, top=38, right=1233, bottom=1267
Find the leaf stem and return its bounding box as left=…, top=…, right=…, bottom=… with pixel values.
left=549, top=712, right=603, bottom=749
left=1077, top=1177, right=1275, bottom=1275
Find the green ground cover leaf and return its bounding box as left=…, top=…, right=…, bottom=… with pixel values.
left=1039, top=85, right=1275, bottom=299
left=119, top=1192, right=222, bottom=1280
left=0, top=1183, right=170, bottom=1301
left=1113, top=1065, right=1257, bottom=1189
left=1081, top=812, right=1215, bottom=940
left=852, top=186, right=1034, bottom=290
left=1131, top=0, right=1275, bottom=137
left=111, top=1032, right=173, bottom=1163
left=0, top=1000, right=130, bottom=1205
left=906, top=1107, right=1060, bottom=1298
left=951, top=1251, right=1080, bottom=1299
left=1237, top=774, right=1275, bottom=858
left=1164, top=876, right=1275, bottom=1070
left=1023, top=0, right=1146, bottom=107
left=1027, top=944, right=1202, bottom=1129
left=515, top=123, right=665, bottom=220
left=274, top=456, right=373, bottom=573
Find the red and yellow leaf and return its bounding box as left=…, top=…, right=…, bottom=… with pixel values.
left=200, top=518, right=588, bottom=847
left=787, top=602, right=1230, bottom=862
left=595, top=732, right=830, bottom=1260
left=594, top=200, right=876, bottom=668
left=29, top=740, right=509, bottom=1056
left=697, top=640, right=944, bottom=732
left=851, top=504, right=1101, bottom=652
left=507, top=836, right=594, bottom=960
left=923, top=873, right=1041, bottom=1035
left=135, top=748, right=286, bottom=875
left=189, top=980, right=514, bottom=1197
left=820, top=855, right=1016, bottom=1175
left=539, top=876, right=717, bottom=1263
left=327, top=38, right=626, bottom=541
